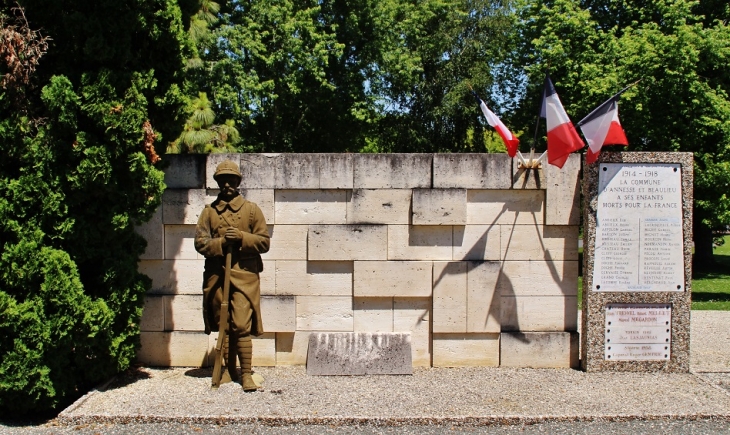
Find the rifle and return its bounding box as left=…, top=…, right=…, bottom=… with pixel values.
left=211, top=244, right=233, bottom=389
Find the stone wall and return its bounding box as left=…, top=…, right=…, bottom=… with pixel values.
left=135, top=153, right=581, bottom=368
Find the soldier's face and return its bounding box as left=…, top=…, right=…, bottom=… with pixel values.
left=217, top=175, right=240, bottom=199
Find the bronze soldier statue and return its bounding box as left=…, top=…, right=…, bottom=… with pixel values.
left=194, top=159, right=270, bottom=391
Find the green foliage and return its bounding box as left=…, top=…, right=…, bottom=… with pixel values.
left=171, top=92, right=240, bottom=153
left=0, top=0, right=190, bottom=415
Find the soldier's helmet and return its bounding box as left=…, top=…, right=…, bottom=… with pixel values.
left=213, top=160, right=242, bottom=183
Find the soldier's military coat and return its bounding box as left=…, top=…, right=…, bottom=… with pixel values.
left=194, top=194, right=270, bottom=337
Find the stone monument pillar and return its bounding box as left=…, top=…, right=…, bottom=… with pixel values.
left=581, top=152, right=693, bottom=372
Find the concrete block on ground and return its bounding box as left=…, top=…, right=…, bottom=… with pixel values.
left=500, top=225, right=579, bottom=261
left=137, top=207, right=164, bottom=260
left=275, top=261, right=353, bottom=296
left=164, top=224, right=200, bottom=260
left=139, top=259, right=204, bottom=295
left=432, top=262, right=467, bottom=333
left=261, top=225, right=308, bottom=260
left=308, top=224, right=387, bottom=260
left=501, top=296, right=578, bottom=332
left=433, top=154, right=511, bottom=189
left=320, top=154, right=353, bottom=189
left=387, top=225, right=453, bottom=261
left=452, top=225, right=501, bottom=261
left=412, top=189, right=467, bottom=225
left=354, top=261, right=433, bottom=297
left=275, top=153, right=320, bottom=189
left=137, top=331, right=209, bottom=367
left=276, top=332, right=311, bottom=365
left=500, top=332, right=579, bottom=368
left=296, top=296, right=354, bottom=331
left=498, top=260, right=579, bottom=297
left=394, top=297, right=431, bottom=367
left=260, top=260, right=275, bottom=295
left=241, top=189, right=275, bottom=225
left=140, top=296, right=164, bottom=332
left=260, top=295, right=296, bottom=332
left=467, top=261, right=501, bottom=333
left=163, top=154, right=206, bottom=189
left=347, top=189, right=412, bottom=224
left=432, top=333, right=500, bottom=367
left=162, top=189, right=208, bottom=225
left=353, top=154, right=432, bottom=188
left=240, top=153, right=278, bottom=189
left=274, top=190, right=347, bottom=224
left=545, top=153, right=580, bottom=226
left=467, top=190, right=545, bottom=225
left=306, top=332, right=413, bottom=375
left=163, top=295, right=204, bottom=332
left=253, top=333, right=276, bottom=366
left=205, top=153, right=240, bottom=189
left=354, top=297, right=394, bottom=332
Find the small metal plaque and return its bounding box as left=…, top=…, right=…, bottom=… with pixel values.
left=593, top=164, right=684, bottom=292
left=605, top=304, right=672, bottom=361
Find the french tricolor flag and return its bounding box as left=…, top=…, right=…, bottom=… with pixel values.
left=472, top=91, right=519, bottom=157
left=578, top=90, right=630, bottom=164
left=540, top=75, right=585, bottom=168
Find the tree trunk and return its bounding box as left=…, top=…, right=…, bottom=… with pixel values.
left=692, top=220, right=715, bottom=273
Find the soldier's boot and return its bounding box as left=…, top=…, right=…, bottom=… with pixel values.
left=236, top=334, right=257, bottom=392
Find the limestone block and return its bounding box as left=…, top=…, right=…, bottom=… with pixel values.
left=500, top=332, right=579, bottom=368
left=164, top=295, right=204, bottom=332
left=137, top=331, right=209, bottom=367
left=240, top=189, right=275, bottom=225
left=452, top=225, right=501, bottom=261
left=274, top=190, right=347, bottom=224
left=240, top=153, right=279, bottom=189
left=354, top=297, right=394, bottom=332
left=347, top=189, right=412, bottom=224
left=545, top=153, right=580, bottom=226
left=275, top=153, right=320, bottom=189
left=275, top=261, right=353, bottom=296
left=353, top=154, right=432, bottom=188
left=140, top=296, right=164, bottom=332
left=162, top=189, right=208, bottom=225
left=498, top=261, right=579, bottom=297
left=393, top=297, right=431, bottom=366
left=137, top=207, right=164, bottom=260
left=308, top=224, right=387, bottom=260
left=433, top=154, right=511, bottom=189
left=163, top=154, right=206, bottom=189
left=261, top=225, right=308, bottom=260
left=432, top=333, right=500, bottom=367
left=512, top=159, right=545, bottom=190
left=432, top=262, right=467, bottom=333
left=164, top=224, right=200, bottom=260
left=387, top=226, right=453, bottom=261
left=412, top=189, right=467, bottom=225
left=296, top=296, right=354, bottom=331
left=260, top=295, right=296, bottom=332
left=501, top=296, right=578, bottom=332
left=467, top=190, right=545, bottom=225
left=354, top=261, right=432, bottom=297
left=253, top=333, right=276, bottom=366
left=320, top=154, right=353, bottom=189
left=500, top=225, right=579, bottom=261
left=139, top=259, right=204, bottom=295
left=260, top=260, right=275, bottom=295
left=467, top=261, right=501, bottom=333
left=205, top=153, right=240, bottom=189
left=276, top=331, right=311, bottom=365
left=306, top=332, right=412, bottom=375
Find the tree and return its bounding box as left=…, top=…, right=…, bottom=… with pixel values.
left=0, top=0, right=191, bottom=414
left=508, top=0, right=730, bottom=266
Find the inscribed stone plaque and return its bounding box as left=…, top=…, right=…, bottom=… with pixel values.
left=593, top=164, right=684, bottom=292
left=604, top=303, right=671, bottom=361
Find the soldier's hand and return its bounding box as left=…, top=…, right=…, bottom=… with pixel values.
left=224, top=227, right=244, bottom=245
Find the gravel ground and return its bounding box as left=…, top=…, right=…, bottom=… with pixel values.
left=1, top=311, right=729, bottom=434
